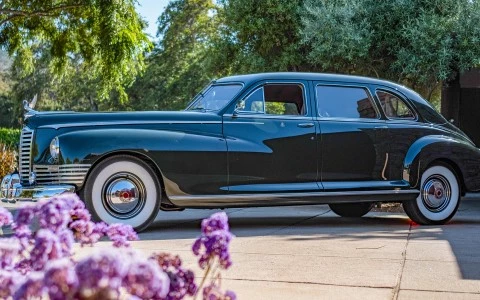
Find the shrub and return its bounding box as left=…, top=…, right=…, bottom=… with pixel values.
left=0, top=194, right=236, bottom=299
left=0, top=144, right=15, bottom=179
left=0, top=128, right=20, bottom=150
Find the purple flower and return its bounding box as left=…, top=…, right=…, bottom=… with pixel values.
left=0, top=238, right=20, bottom=269
left=203, top=283, right=237, bottom=300
left=37, top=198, right=70, bottom=233
left=193, top=230, right=234, bottom=270
left=61, top=193, right=92, bottom=222
left=13, top=204, right=36, bottom=228
left=58, top=229, right=74, bottom=256
left=13, top=272, right=46, bottom=300
left=106, top=223, right=138, bottom=247
left=0, top=207, right=13, bottom=227
left=29, top=229, right=63, bottom=271
left=123, top=256, right=170, bottom=299
left=14, top=225, right=32, bottom=252
left=43, top=258, right=79, bottom=300
left=201, top=212, right=229, bottom=235
left=150, top=253, right=197, bottom=299
left=75, top=250, right=129, bottom=299
left=224, top=290, right=237, bottom=300
left=0, top=270, right=22, bottom=298
left=70, top=220, right=100, bottom=246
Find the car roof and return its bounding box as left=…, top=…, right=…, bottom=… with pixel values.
left=215, top=72, right=434, bottom=107
left=216, top=72, right=405, bottom=89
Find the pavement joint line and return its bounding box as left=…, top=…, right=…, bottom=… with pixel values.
left=130, top=247, right=407, bottom=261
left=392, top=222, right=412, bottom=300
left=214, top=277, right=394, bottom=290
left=268, top=209, right=332, bottom=235
left=399, top=288, right=480, bottom=295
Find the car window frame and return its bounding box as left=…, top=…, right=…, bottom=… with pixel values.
left=375, top=88, right=418, bottom=122
left=185, top=82, right=244, bottom=112
left=314, top=83, right=382, bottom=122
left=232, top=81, right=310, bottom=118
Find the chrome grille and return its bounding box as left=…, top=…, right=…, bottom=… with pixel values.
left=33, top=164, right=91, bottom=186
left=19, top=127, right=34, bottom=183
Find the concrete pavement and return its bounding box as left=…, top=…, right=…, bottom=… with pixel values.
left=73, top=201, right=480, bottom=299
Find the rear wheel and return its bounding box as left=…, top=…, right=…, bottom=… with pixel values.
left=403, top=165, right=460, bottom=225
left=83, top=155, right=161, bottom=232
left=329, top=202, right=374, bottom=217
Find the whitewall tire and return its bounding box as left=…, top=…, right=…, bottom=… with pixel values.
left=403, top=165, right=460, bottom=225
left=83, top=155, right=161, bottom=232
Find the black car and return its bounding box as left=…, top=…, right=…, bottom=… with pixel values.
left=2, top=72, right=480, bottom=231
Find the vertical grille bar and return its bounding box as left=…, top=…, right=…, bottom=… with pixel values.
left=18, top=127, right=34, bottom=183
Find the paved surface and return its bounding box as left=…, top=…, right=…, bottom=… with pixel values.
left=74, top=201, right=480, bottom=299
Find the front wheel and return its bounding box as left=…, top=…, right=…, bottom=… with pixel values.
left=403, top=165, right=460, bottom=225
left=83, top=155, right=161, bottom=232
left=329, top=202, right=374, bottom=217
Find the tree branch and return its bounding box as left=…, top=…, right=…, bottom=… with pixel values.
left=0, top=3, right=85, bottom=26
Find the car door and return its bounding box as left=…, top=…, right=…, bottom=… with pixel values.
left=223, top=80, right=319, bottom=194
left=374, top=87, right=434, bottom=181
left=314, top=82, right=397, bottom=191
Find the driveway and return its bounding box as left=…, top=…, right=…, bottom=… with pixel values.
left=74, top=201, right=480, bottom=299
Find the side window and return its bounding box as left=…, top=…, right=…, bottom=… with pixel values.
left=316, top=85, right=377, bottom=119
left=235, top=84, right=305, bottom=116
left=377, top=91, right=415, bottom=120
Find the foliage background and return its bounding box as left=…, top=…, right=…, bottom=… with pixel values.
left=1, top=0, right=480, bottom=127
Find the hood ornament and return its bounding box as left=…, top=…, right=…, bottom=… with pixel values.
left=23, top=94, right=38, bottom=119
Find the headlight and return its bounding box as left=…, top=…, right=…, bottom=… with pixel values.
left=50, top=137, right=60, bottom=159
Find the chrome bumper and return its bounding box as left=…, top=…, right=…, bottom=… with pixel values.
left=1, top=173, right=75, bottom=204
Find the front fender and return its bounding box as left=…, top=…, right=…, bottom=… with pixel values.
left=56, top=127, right=228, bottom=195
left=403, top=135, right=480, bottom=192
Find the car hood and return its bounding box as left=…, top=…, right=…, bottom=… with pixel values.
left=24, top=110, right=221, bottom=129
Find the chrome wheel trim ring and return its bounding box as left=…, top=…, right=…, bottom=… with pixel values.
left=421, top=174, right=451, bottom=213
left=101, top=172, right=147, bottom=219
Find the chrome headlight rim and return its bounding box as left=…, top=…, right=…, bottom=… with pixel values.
left=50, top=137, right=60, bottom=160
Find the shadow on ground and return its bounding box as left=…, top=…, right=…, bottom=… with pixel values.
left=140, top=201, right=480, bottom=281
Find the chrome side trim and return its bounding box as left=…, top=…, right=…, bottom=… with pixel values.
left=34, top=164, right=91, bottom=186
left=19, top=127, right=34, bottom=183
left=38, top=120, right=222, bottom=130
left=169, top=189, right=420, bottom=207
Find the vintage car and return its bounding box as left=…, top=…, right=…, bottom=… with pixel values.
left=2, top=72, right=480, bottom=230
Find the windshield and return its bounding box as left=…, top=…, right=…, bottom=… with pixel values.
left=186, top=84, right=242, bottom=111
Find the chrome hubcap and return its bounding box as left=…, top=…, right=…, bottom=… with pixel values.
left=102, top=173, right=146, bottom=219
left=421, top=175, right=451, bottom=212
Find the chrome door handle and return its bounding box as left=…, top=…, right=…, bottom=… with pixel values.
left=297, top=123, right=315, bottom=128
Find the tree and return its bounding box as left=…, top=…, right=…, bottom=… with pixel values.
left=214, top=0, right=309, bottom=73
left=128, top=0, right=220, bottom=110
left=0, top=0, right=152, bottom=102
left=301, top=0, right=480, bottom=101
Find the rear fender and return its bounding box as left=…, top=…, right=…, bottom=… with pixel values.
left=403, top=135, right=480, bottom=191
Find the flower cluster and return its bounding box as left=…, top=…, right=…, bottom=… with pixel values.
left=0, top=207, right=13, bottom=227
left=150, top=253, right=197, bottom=300
left=0, top=194, right=236, bottom=299
left=203, top=283, right=237, bottom=300
left=192, top=212, right=234, bottom=269
left=0, top=193, right=144, bottom=299
left=192, top=212, right=236, bottom=300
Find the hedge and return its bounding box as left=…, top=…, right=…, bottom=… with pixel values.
left=0, top=127, right=20, bottom=149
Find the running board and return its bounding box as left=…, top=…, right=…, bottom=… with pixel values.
left=169, top=189, right=420, bottom=208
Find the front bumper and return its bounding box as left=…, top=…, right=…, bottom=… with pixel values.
left=1, top=173, right=75, bottom=205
